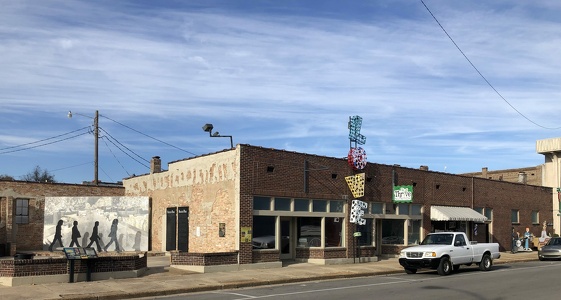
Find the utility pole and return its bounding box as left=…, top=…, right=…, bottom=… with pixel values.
left=94, top=110, right=99, bottom=185
left=68, top=110, right=99, bottom=185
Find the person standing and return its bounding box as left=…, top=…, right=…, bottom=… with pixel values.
left=104, top=219, right=120, bottom=252
left=511, top=227, right=518, bottom=253
left=86, top=221, right=102, bottom=252
left=524, top=227, right=532, bottom=250
left=69, top=221, right=81, bottom=247
left=48, top=219, right=64, bottom=251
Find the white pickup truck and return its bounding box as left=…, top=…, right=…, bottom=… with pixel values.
left=398, top=232, right=500, bottom=276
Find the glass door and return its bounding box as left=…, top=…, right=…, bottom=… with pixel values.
left=280, top=217, right=293, bottom=260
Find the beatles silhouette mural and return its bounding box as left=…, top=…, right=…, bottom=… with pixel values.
left=43, top=196, right=149, bottom=252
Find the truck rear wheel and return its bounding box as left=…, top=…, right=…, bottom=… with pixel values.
left=437, top=257, right=452, bottom=276
left=404, top=268, right=417, bottom=274
left=479, top=254, right=492, bottom=271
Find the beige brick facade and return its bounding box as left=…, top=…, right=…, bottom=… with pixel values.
left=123, top=149, right=239, bottom=253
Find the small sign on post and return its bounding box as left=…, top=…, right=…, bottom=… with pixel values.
left=63, top=247, right=98, bottom=283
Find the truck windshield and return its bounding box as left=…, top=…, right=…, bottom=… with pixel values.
left=421, top=234, right=454, bottom=245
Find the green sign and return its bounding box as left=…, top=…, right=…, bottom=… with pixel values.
left=393, top=185, right=413, bottom=203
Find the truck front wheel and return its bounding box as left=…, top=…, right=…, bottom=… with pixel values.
left=479, top=254, right=492, bottom=271
left=437, top=257, right=452, bottom=276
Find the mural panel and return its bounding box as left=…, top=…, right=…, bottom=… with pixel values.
left=43, top=196, right=149, bottom=252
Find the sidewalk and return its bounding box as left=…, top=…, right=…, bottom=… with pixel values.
left=0, top=251, right=537, bottom=300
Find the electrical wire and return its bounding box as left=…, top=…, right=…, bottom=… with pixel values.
left=420, top=0, right=561, bottom=130
left=99, top=133, right=150, bottom=169
left=100, top=115, right=198, bottom=156
left=98, top=165, right=114, bottom=183
left=0, top=131, right=90, bottom=154
left=99, top=128, right=150, bottom=164
left=50, top=161, right=94, bottom=173
left=101, top=136, right=131, bottom=177
left=0, top=126, right=90, bottom=152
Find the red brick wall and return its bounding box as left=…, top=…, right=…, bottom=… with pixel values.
left=238, top=145, right=552, bottom=255
left=0, top=254, right=146, bottom=277
left=170, top=251, right=238, bottom=266
left=0, top=180, right=124, bottom=253
left=252, top=250, right=279, bottom=263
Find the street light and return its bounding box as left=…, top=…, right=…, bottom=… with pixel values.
left=68, top=110, right=99, bottom=185
left=202, top=123, right=233, bottom=149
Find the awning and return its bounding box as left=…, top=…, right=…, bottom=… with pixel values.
left=430, top=206, right=488, bottom=222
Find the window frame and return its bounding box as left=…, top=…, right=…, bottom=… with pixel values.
left=531, top=210, right=539, bottom=224
left=511, top=209, right=519, bottom=224
left=15, top=198, right=29, bottom=224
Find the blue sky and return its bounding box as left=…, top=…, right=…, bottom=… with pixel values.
left=1, top=0, right=561, bottom=184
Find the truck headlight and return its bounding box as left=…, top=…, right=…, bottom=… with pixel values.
left=424, top=252, right=436, bottom=257
left=399, top=252, right=406, bottom=258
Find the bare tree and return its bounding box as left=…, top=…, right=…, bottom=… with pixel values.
left=20, top=166, right=56, bottom=183
left=0, top=174, right=15, bottom=181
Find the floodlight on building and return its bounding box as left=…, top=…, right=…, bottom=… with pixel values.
left=202, top=123, right=233, bottom=149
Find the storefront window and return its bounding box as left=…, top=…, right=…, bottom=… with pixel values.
left=329, top=200, right=344, bottom=213
left=371, top=202, right=384, bottom=214
left=385, top=204, right=396, bottom=215
left=397, top=204, right=409, bottom=215
left=382, top=219, right=404, bottom=244
left=325, top=217, right=343, bottom=247
left=297, top=217, right=321, bottom=247
left=408, top=219, right=421, bottom=245
left=294, top=199, right=310, bottom=211
left=253, top=196, right=271, bottom=210
left=252, top=216, right=276, bottom=249
left=411, top=204, right=422, bottom=215
left=312, top=200, right=327, bottom=212
left=274, top=198, right=291, bottom=211
left=357, top=218, right=373, bottom=246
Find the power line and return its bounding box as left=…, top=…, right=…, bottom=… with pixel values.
left=100, top=115, right=198, bottom=156
left=99, top=128, right=150, bottom=165
left=99, top=131, right=150, bottom=169
left=0, top=131, right=90, bottom=154
left=420, top=0, right=561, bottom=130
left=50, top=161, right=94, bottom=173
left=100, top=136, right=131, bottom=177
left=0, top=126, right=90, bottom=152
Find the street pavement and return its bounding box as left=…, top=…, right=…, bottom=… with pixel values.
left=0, top=251, right=538, bottom=300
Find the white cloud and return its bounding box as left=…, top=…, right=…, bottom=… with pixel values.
left=0, top=0, right=559, bottom=182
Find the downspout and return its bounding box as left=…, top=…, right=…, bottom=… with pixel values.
left=471, top=176, right=474, bottom=209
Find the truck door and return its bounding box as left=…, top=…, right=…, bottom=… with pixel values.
left=453, top=234, right=472, bottom=264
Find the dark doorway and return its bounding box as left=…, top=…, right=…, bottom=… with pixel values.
left=166, top=207, right=177, bottom=251
left=177, top=207, right=189, bottom=252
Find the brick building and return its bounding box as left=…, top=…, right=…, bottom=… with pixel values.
left=0, top=180, right=124, bottom=256
left=123, top=144, right=552, bottom=268
left=461, top=137, right=561, bottom=236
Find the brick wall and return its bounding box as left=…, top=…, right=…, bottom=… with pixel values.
left=123, top=151, right=239, bottom=254
left=0, top=254, right=146, bottom=277
left=251, top=250, right=279, bottom=263
left=238, top=145, right=552, bottom=255
left=0, top=181, right=124, bottom=253
left=170, top=251, right=238, bottom=266
left=462, top=166, right=543, bottom=186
